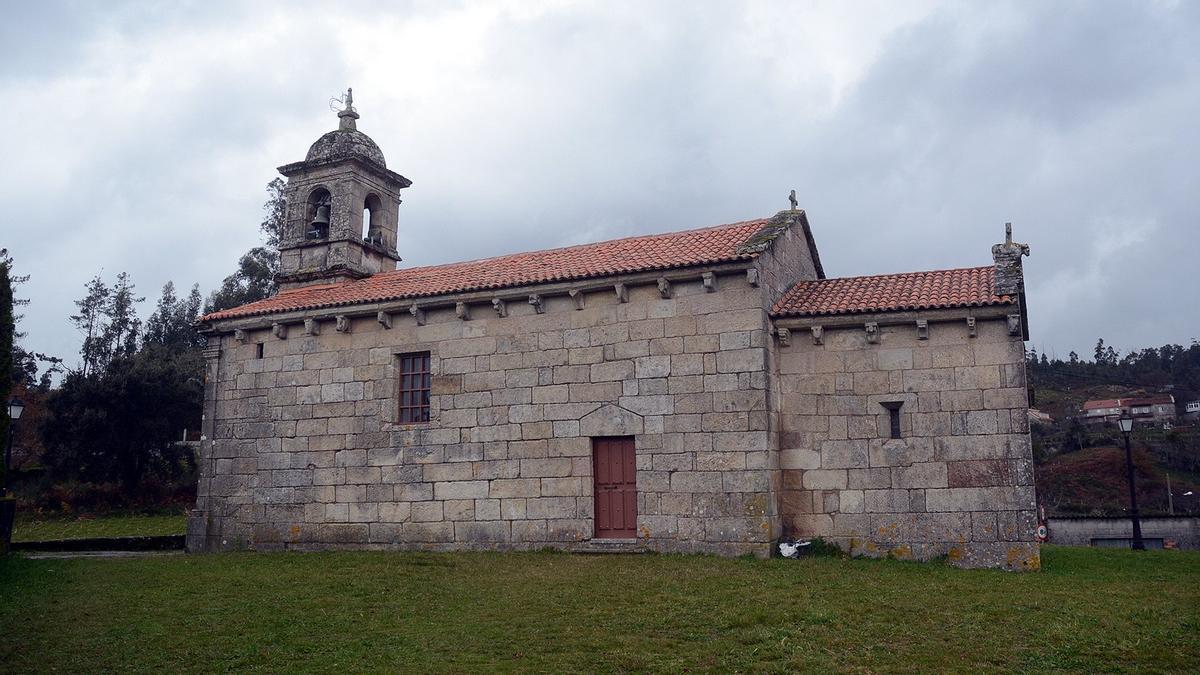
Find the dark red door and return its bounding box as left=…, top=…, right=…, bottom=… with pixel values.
left=593, top=437, right=637, bottom=538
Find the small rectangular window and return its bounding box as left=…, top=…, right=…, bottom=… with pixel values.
left=398, top=351, right=432, bottom=424
left=255, top=343, right=265, bottom=359
left=881, top=401, right=903, bottom=439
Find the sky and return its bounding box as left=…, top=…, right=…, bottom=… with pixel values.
left=2, top=0, right=1197, bottom=372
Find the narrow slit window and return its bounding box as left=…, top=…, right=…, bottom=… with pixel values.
left=255, top=343, right=265, bottom=359
left=881, top=401, right=903, bottom=439
left=398, top=351, right=431, bottom=424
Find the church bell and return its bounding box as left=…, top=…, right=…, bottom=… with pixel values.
left=312, top=204, right=331, bottom=227
left=308, top=204, right=331, bottom=239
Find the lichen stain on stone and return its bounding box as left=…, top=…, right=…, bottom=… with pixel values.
left=947, top=546, right=964, bottom=562
left=745, top=494, right=769, bottom=516
left=1007, top=546, right=1041, bottom=571
left=889, top=545, right=912, bottom=559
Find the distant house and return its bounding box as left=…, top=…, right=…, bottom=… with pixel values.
left=1186, top=400, right=1200, bottom=420
left=1081, top=398, right=1124, bottom=425
left=1081, top=395, right=1176, bottom=426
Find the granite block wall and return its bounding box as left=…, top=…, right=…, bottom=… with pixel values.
left=774, top=314, right=1040, bottom=570
left=189, top=267, right=780, bottom=555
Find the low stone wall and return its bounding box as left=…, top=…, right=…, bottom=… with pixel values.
left=1047, top=516, right=1200, bottom=550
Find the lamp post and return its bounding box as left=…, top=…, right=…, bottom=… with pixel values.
left=3, top=397, right=24, bottom=493
left=1117, top=416, right=1145, bottom=551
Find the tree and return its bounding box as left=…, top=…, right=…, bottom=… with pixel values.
left=204, top=246, right=278, bottom=314
left=0, top=254, right=13, bottom=489
left=70, top=274, right=110, bottom=377
left=1, top=250, right=61, bottom=390
left=103, top=271, right=143, bottom=360
left=205, top=179, right=287, bottom=313
left=145, top=282, right=205, bottom=353
left=41, top=345, right=201, bottom=491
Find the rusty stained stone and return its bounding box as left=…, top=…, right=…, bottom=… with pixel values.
left=946, top=459, right=1013, bottom=488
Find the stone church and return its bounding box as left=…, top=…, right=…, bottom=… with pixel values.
left=189, top=95, right=1040, bottom=570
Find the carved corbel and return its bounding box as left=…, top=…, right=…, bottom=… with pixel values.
left=966, top=316, right=977, bottom=338
left=614, top=283, right=628, bottom=303
left=568, top=289, right=585, bottom=310
left=492, top=298, right=507, bottom=318
left=455, top=302, right=470, bottom=321
left=746, top=268, right=760, bottom=287
left=916, top=319, right=928, bottom=341
left=777, top=327, right=791, bottom=347
left=528, top=294, right=544, bottom=314
left=304, top=318, right=319, bottom=336
left=701, top=272, right=717, bottom=293
left=234, top=329, right=248, bottom=344
left=377, top=311, right=392, bottom=329
left=410, top=304, right=426, bottom=326
left=1007, top=314, right=1021, bottom=335
left=864, top=322, right=879, bottom=344
left=656, top=278, right=672, bottom=298
left=272, top=322, right=287, bottom=340
left=335, top=315, right=351, bottom=333
left=811, top=326, right=823, bottom=345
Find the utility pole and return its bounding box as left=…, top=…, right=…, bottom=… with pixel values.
left=1167, top=473, right=1173, bottom=516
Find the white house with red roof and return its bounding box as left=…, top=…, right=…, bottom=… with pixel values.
left=188, top=96, right=1039, bottom=570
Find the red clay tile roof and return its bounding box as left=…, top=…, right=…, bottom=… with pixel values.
left=771, top=266, right=1011, bottom=317
left=203, top=219, right=767, bottom=321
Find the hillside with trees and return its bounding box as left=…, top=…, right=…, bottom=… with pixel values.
left=1027, top=340, right=1200, bottom=516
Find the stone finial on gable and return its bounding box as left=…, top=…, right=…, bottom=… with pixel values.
left=992, top=222, right=1030, bottom=297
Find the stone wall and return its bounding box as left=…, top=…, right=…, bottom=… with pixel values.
left=189, top=265, right=781, bottom=555
left=1046, top=516, right=1200, bottom=550
left=774, top=312, right=1040, bottom=570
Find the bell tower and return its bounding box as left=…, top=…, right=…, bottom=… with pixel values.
left=275, top=89, right=412, bottom=289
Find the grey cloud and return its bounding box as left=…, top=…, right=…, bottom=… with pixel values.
left=3, top=1, right=1197, bottom=371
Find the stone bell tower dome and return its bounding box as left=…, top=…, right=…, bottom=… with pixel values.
left=275, top=89, right=412, bottom=289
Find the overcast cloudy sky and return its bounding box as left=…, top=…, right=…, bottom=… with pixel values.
left=2, top=0, right=1197, bottom=370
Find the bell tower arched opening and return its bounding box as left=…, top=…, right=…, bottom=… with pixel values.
left=363, top=194, right=383, bottom=245
left=306, top=188, right=332, bottom=240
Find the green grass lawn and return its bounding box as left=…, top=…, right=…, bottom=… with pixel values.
left=11, top=512, right=187, bottom=542
left=1, top=546, right=1196, bottom=672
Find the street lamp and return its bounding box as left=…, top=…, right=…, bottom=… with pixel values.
left=1117, top=416, right=1145, bottom=550
left=4, top=397, right=23, bottom=494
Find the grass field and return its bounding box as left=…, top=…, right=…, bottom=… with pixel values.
left=11, top=512, right=187, bottom=542
left=1, top=546, right=1196, bottom=672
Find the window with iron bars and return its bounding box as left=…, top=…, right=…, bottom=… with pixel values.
left=398, top=351, right=431, bottom=424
